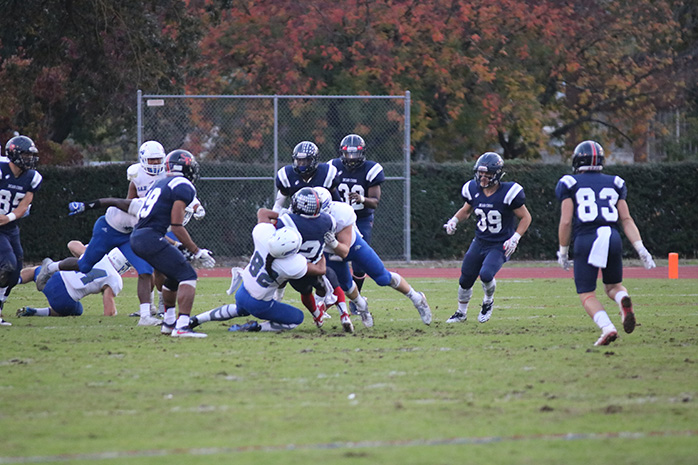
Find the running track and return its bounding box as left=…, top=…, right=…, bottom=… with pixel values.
left=127, top=265, right=698, bottom=279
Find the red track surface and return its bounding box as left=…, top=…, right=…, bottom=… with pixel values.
left=129, top=265, right=698, bottom=280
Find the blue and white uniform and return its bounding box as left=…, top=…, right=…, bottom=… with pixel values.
left=130, top=175, right=198, bottom=285
left=37, top=254, right=122, bottom=316
left=275, top=163, right=337, bottom=198
left=556, top=172, right=627, bottom=293
left=234, top=223, right=309, bottom=325
left=330, top=158, right=385, bottom=244
left=323, top=200, right=395, bottom=292
left=0, top=162, right=42, bottom=290
left=458, top=180, right=526, bottom=289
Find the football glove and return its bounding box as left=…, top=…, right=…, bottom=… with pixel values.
left=175, top=242, right=196, bottom=261
left=68, top=202, right=85, bottom=216
left=324, top=231, right=339, bottom=249
left=503, top=232, right=521, bottom=259
left=193, top=205, right=206, bottom=220
left=195, top=248, right=216, bottom=268
left=557, top=245, right=571, bottom=271
left=444, top=216, right=458, bottom=235
left=633, top=241, right=656, bottom=269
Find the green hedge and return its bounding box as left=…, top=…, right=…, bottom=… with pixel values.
left=20, top=161, right=698, bottom=262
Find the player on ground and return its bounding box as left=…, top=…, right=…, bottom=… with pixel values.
left=190, top=222, right=327, bottom=333
left=16, top=248, right=130, bottom=317
left=315, top=187, right=432, bottom=326
left=555, top=140, right=656, bottom=346
left=0, top=135, right=42, bottom=326
left=443, top=152, right=532, bottom=324
left=130, top=150, right=215, bottom=338
left=330, top=134, right=385, bottom=294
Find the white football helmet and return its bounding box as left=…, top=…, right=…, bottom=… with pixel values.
left=138, top=141, right=166, bottom=176
left=268, top=227, right=302, bottom=258
left=107, top=248, right=131, bottom=275
left=313, top=187, right=332, bottom=213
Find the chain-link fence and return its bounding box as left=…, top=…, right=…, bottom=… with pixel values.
left=137, top=92, right=412, bottom=263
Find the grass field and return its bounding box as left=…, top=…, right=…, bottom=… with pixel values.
left=1, top=275, right=696, bottom=464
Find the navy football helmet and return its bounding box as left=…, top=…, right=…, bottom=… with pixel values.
left=292, top=141, right=319, bottom=176
left=572, top=140, right=604, bottom=173
left=291, top=187, right=322, bottom=218
left=339, top=134, right=366, bottom=170
left=165, top=150, right=200, bottom=182
left=473, top=152, right=504, bottom=188
left=5, top=135, right=39, bottom=171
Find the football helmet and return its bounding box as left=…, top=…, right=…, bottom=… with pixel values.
left=572, top=140, right=604, bottom=173
left=313, top=187, right=332, bottom=213
left=292, top=141, right=319, bottom=176
left=291, top=187, right=322, bottom=218
left=268, top=227, right=303, bottom=258
left=339, top=134, right=366, bottom=170
left=107, top=248, right=131, bottom=275
left=473, top=152, right=504, bottom=188
left=5, top=135, right=39, bottom=171
left=165, top=150, right=200, bottom=182
left=139, top=141, right=166, bottom=176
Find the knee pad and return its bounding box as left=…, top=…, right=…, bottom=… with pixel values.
left=458, top=287, right=473, bottom=303
left=163, top=278, right=179, bottom=292
left=389, top=272, right=401, bottom=289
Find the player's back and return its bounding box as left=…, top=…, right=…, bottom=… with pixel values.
left=134, top=176, right=196, bottom=235
left=60, top=255, right=123, bottom=301
left=276, top=212, right=335, bottom=263
left=556, top=172, right=626, bottom=236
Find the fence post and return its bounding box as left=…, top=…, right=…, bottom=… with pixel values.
left=404, top=90, right=411, bottom=263
left=136, top=89, right=142, bottom=157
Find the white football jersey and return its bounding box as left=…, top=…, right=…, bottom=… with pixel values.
left=104, top=198, right=145, bottom=234
left=325, top=201, right=359, bottom=253
left=242, top=223, right=308, bottom=301
left=127, top=163, right=164, bottom=198
left=60, top=255, right=123, bottom=302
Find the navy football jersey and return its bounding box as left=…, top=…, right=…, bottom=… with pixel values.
left=134, top=175, right=196, bottom=236
left=461, top=180, right=526, bottom=243
left=0, top=162, right=42, bottom=232
left=276, top=211, right=335, bottom=263
left=275, top=163, right=337, bottom=197
left=330, top=158, right=385, bottom=219
left=555, top=172, right=627, bottom=238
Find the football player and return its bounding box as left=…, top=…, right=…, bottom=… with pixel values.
left=272, top=141, right=337, bottom=212
left=16, top=248, right=130, bottom=317
left=555, top=140, right=656, bottom=346
left=190, top=225, right=327, bottom=333
left=315, top=187, right=432, bottom=327
left=0, top=135, right=42, bottom=326
left=130, top=150, right=215, bottom=338
left=330, top=134, right=385, bottom=293
left=443, top=152, right=532, bottom=324
left=126, top=142, right=204, bottom=322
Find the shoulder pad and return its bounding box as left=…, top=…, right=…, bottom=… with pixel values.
left=127, top=164, right=141, bottom=181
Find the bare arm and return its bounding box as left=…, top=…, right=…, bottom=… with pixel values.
left=170, top=200, right=198, bottom=253
left=329, top=225, right=353, bottom=259
left=513, top=204, right=532, bottom=237
left=258, top=208, right=279, bottom=224
left=127, top=181, right=138, bottom=200
left=102, top=286, right=117, bottom=316
left=305, top=255, right=326, bottom=276
left=0, top=192, right=34, bottom=226
left=558, top=198, right=574, bottom=247
left=617, top=199, right=642, bottom=243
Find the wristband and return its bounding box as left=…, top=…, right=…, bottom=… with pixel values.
left=6, top=212, right=16, bottom=222
left=511, top=232, right=521, bottom=241
left=358, top=194, right=365, bottom=204
left=559, top=245, right=569, bottom=255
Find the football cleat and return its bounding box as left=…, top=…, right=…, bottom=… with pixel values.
left=312, top=308, right=326, bottom=328
left=478, top=301, right=493, bottom=323
left=228, top=321, right=261, bottom=332
left=137, top=314, right=163, bottom=326
left=620, top=296, right=635, bottom=334
left=340, top=313, right=354, bottom=333
left=16, top=307, right=37, bottom=317
left=0, top=317, right=11, bottom=326
left=128, top=311, right=141, bottom=317
left=160, top=322, right=175, bottom=335
left=594, top=326, right=618, bottom=346
left=414, top=292, right=432, bottom=325
left=446, top=311, right=467, bottom=323
left=35, top=258, right=55, bottom=292
left=171, top=326, right=207, bottom=338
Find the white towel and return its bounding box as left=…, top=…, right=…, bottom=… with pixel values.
left=588, top=226, right=611, bottom=268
